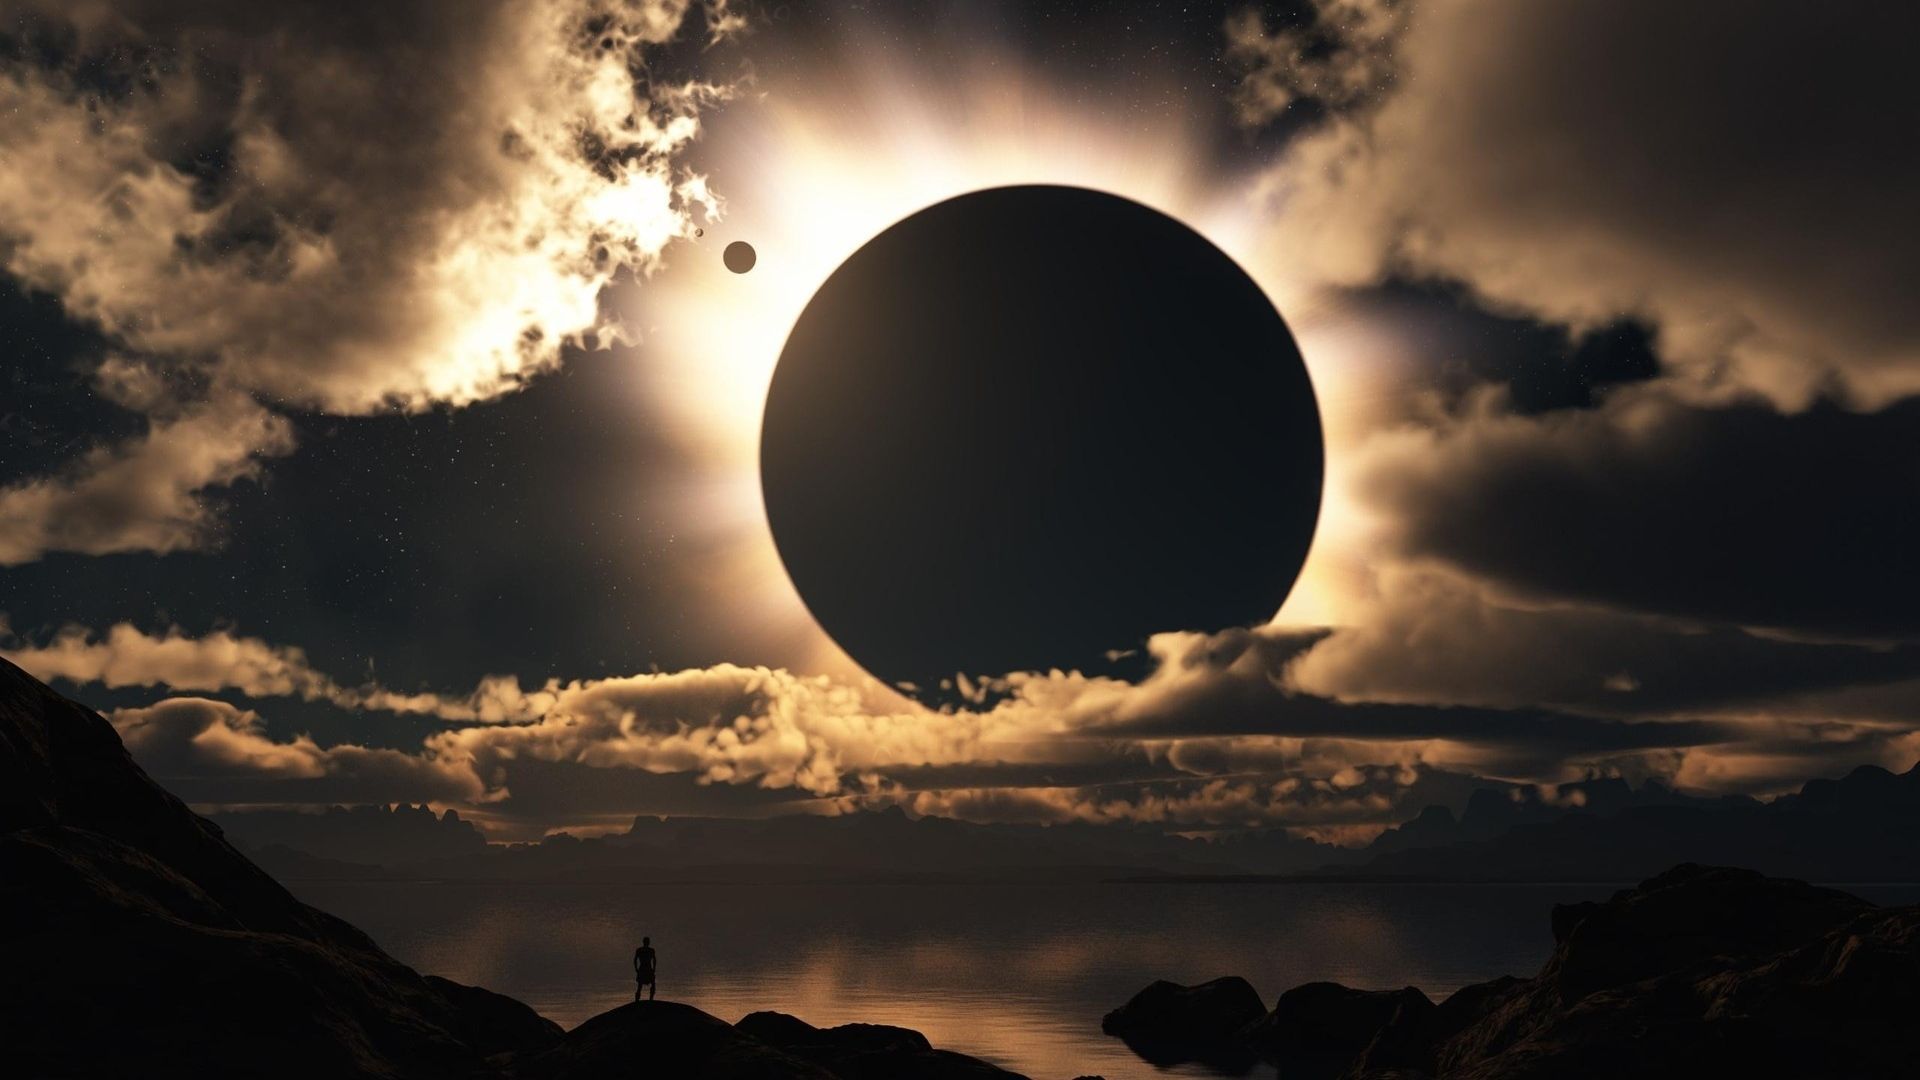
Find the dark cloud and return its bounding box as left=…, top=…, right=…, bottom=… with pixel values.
left=462, top=758, right=819, bottom=837
left=109, top=697, right=483, bottom=806
left=1354, top=394, right=1920, bottom=641
left=1226, top=0, right=1920, bottom=777
left=1352, top=282, right=1662, bottom=416
left=1258, top=0, right=1920, bottom=407
left=1290, top=566, right=1920, bottom=717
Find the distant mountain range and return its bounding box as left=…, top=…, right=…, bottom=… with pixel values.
left=213, top=760, right=1920, bottom=884
left=217, top=802, right=492, bottom=864
left=236, top=805, right=1354, bottom=883
left=1354, top=761, right=1920, bottom=883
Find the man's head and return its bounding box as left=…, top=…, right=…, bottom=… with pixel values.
left=642, top=936, right=650, bottom=946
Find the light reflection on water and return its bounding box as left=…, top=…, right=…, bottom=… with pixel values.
left=294, top=879, right=1920, bottom=1080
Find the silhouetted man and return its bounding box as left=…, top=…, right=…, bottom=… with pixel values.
left=633, top=936, right=657, bottom=1001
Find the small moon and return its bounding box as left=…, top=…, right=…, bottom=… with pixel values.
left=724, top=241, right=757, bottom=274
left=694, top=227, right=704, bottom=238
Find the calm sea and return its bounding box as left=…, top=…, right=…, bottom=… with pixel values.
left=293, top=879, right=1920, bottom=1080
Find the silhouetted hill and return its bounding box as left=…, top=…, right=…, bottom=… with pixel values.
left=0, top=657, right=550, bottom=1077
left=1362, top=777, right=1734, bottom=856
left=1104, top=864, right=1920, bottom=1078
left=266, top=805, right=1362, bottom=883
left=1354, top=762, right=1920, bottom=881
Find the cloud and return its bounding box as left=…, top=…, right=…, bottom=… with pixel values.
left=424, top=664, right=1073, bottom=798
left=1286, top=566, right=1920, bottom=717
left=1220, top=0, right=1920, bottom=793
left=109, top=697, right=484, bottom=804
left=1345, top=389, right=1920, bottom=641
left=889, top=778, right=1372, bottom=830
left=20, top=614, right=1916, bottom=830
left=0, top=619, right=534, bottom=719
left=4, top=621, right=338, bottom=699
left=1250, top=0, right=1920, bottom=408
left=0, top=0, right=735, bottom=561
left=1224, top=0, right=1404, bottom=126
left=0, top=394, right=292, bottom=564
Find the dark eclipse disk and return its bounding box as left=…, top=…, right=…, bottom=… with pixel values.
left=760, top=185, right=1322, bottom=698
left=724, top=241, right=757, bottom=273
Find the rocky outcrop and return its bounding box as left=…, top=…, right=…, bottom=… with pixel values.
left=505, top=1003, right=1029, bottom=1080
left=737, top=1011, right=1027, bottom=1078
left=1413, top=865, right=1920, bottom=1080
left=425, top=975, right=566, bottom=1057
left=508, top=1001, right=839, bottom=1079
left=1104, top=863, right=1920, bottom=1079
left=1100, top=976, right=1266, bottom=1044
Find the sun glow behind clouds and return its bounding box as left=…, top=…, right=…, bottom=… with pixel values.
left=621, top=44, right=1398, bottom=680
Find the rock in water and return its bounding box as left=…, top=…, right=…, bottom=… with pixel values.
left=1100, top=976, right=1267, bottom=1044
left=1099, top=976, right=1266, bottom=1068
left=1244, top=982, right=1435, bottom=1060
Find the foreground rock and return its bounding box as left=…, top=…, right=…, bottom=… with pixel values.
left=1247, top=982, right=1436, bottom=1073
left=505, top=1003, right=1029, bottom=1080
left=1101, top=975, right=1266, bottom=1043
left=1104, top=864, right=1920, bottom=1079
left=508, top=1001, right=833, bottom=1079
left=0, top=659, right=1029, bottom=1079
left=1099, top=976, right=1266, bottom=1068
left=739, top=1011, right=1027, bottom=1079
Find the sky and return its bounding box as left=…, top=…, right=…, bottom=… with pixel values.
left=2, top=0, right=1917, bottom=841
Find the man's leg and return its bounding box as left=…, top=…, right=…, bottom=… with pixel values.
left=648, top=979, right=656, bottom=1001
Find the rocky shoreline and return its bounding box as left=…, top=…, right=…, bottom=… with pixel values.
left=1102, top=863, right=1920, bottom=1079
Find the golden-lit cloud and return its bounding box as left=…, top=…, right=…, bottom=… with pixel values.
left=109, top=697, right=485, bottom=803
left=0, top=0, right=737, bottom=563
left=1243, top=0, right=1920, bottom=409
left=8, top=0, right=1920, bottom=839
